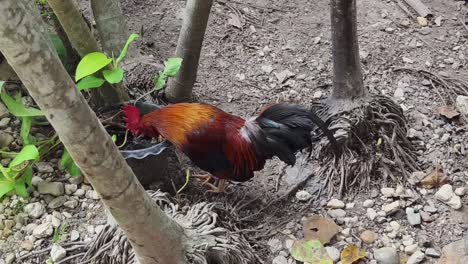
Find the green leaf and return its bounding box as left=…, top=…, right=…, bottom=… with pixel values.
left=0, top=80, right=4, bottom=92
left=10, top=145, right=39, bottom=167
left=0, top=93, right=43, bottom=117
left=154, top=73, right=167, bottom=90
left=162, top=57, right=183, bottom=76
left=20, top=116, right=32, bottom=145
left=14, top=176, right=29, bottom=197
left=111, top=134, right=117, bottom=142
left=116, top=33, right=140, bottom=65
left=103, top=68, right=124, bottom=84
left=75, top=52, right=112, bottom=81
left=77, top=76, right=106, bottom=91
left=49, top=34, right=67, bottom=64
left=291, top=240, right=333, bottom=264
left=0, top=181, right=15, bottom=198
left=60, top=149, right=81, bottom=177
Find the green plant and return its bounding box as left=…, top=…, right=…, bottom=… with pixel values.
left=154, top=57, right=183, bottom=90
left=0, top=145, right=39, bottom=197
left=75, top=33, right=139, bottom=91
left=53, top=222, right=69, bottom=243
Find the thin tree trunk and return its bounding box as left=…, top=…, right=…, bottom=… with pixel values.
left=48, top=0, right=129, bottom=107
left=90, top=0, right=133, bottom=59
left=166, top=0, right=213, bottom=103
left=330, top=0, right=366, bottom=100
left=0, top=1, right=188, bottom=263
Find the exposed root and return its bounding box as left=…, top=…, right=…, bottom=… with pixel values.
left=62, top=190, right=259, bottom=264
left=312, top=95, right=419, bottom=198
left=394, top=68, right=468, bottom=107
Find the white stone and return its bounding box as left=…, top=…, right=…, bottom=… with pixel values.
left=382, top=201, right=400, bottom=215
left=390, top=221, right=400, bottom=231
left=363, top=199, right=375, bottom=208
left=367, top=208, right=378, bottom=220
left=456, top=95, right=468, bottom=115
left=33, top=222, right=53, bottom=238
left=454, top=187, right=465, bottom=196
left=405, top=244, right=419, bottom=254
left=407, top=250, right=425, bottom=264
left=268, top=238, right=283, bottom=253
left=23, top=202, right=45, bottom=219
left=374, top=247, right=399, bottom=264
left=37, top=182, right=64, bottom=196
left=50, top=244, right=66, bottom=262
left=447, top=195, right=462, bottom=209
left=70, top=230, right=80, bottom=241
left=272, top=255, right=288, bottom=264
left=327, top=199, right=345, bottom=209
left=435, top=184, right=454, bottom=202
left=295, top=190, right=312, bottom=201
left=381, top=187, right=396, bottom=197
left=325, top=246, right=340, bottom=262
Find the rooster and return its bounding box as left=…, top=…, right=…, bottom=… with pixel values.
left=122, top=102, right=338, bottom=192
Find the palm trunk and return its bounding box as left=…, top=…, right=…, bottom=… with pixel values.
left=90, top=0, right=134, bottom=59
left=166, top=0, right=213, bottom=103
left=0, top=1, right=187, bottom=263
left=48, top=0, right=129, bottom=107
left=330, top=0, right=366, bottom=99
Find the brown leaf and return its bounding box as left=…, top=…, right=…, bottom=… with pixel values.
left=437, top=106, right=460, bottom=119
left=303, top=215, right=339, bottom=245
left=227, top=13, right=243, bottom=29
left=421, top=165, right=449, bottom=189
left=341, top=244, right=366, bottom=264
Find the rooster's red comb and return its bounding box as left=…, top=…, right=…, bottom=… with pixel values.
left=122, top=105, right=141, bottom=134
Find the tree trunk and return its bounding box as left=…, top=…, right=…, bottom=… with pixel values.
left=0, top=1, right=188, bottom=263
left=48, top=0, right=129, bottom=107
left=90, top=0, right=134, bottom=59
left=330, top=0, right=366, bottom=100
left=166, top=0, right=213, bottom=103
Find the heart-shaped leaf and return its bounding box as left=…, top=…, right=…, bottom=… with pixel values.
left=103, top=68, right=124, bottom=84
left=75, top=52, right=112, bottom=81
left=77, top=76, right=106, bottom=91
left=10, top=145, right=39, bottom=168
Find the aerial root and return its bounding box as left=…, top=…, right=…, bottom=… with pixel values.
left=312, top=95, right=419, bottom=198
left=20, top=190, right=259, bottom=264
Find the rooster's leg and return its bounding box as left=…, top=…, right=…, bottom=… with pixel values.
left=192, top=173, right=213, bottom=185
left=206, top=179, right=226, bottom=193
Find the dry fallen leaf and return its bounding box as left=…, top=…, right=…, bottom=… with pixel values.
left=421, top=165, right=449, bottom=189
left=341, top=244, right=366, bottom=264
left=437, top=106, right=460, bottom=119
left=303, top=215, right=339, bottom=245
left=291, top=239, right=333, bottom=264
left=227, top=13, right=243, bottom=29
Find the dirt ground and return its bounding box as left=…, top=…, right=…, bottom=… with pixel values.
left=115, top=0, right=468, bottom=263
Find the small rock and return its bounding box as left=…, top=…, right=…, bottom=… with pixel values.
left=313, top=91, right=322, bottom=99
left=325, top=246, right=340, bottom=262
left=0, top=131, right=14, bottom=148
left=35, top=162, right=54, bottom=173
left=425, top=248, right=440, bottom=258
left=295, top=190, right=312, bottom=201
left=456, top=95, right=468, bottom=115
left=360, top=230, right=378, bottom=244
left=85, top=190, right=99, bottom=200
left=455, top=187, right=465, bottom=196
left=405, top=244, right=419, bottom=254
left=328, top=209, right=346, bottom=218
left=423, top=202, right=437, bottom=213
left=367, top=208, right=378, bottom=220
left=272, top=255, right=288, bottom=264
left=346, top=202, right=355, bottom=209
left=0, top=117, right=10, bottom=128
left=435, top=184, right=453, bottom=202
left=420, top=211, right=433, bottom=222
left=447, top=195, right=462, bottom=209
left=73, top=189, right=85, bottom=197
left=33, top=222, right=53, bottom=238
left=37, top=182, right=64, bottom=196
left=394, top=88, right=405, bottom=98
left=274, top=69, right=295, bottom=83
left=327, top=199, right=345, bottom=209
left=390, top=221, right=400, bottom=231
left=417, top=17, right=428, bottom=26
left=48, top=196, right=67, bottom=209
left=382, top=201, right=400, bottom=215
left=68, top=175, right=83, bottom=185
left=0, top=102, right=8, bottom=119
left=20, top=240, right=33, bottom=251
left=50, top=244, right=67, bottom=262
left=402, top=57, right=414, bottom=64
left=70, top=230, right=80, bottom=241
left=64, top=184, right=78, bottom=195
left=374, top=247, right=399, bottom=264
left=406, top=208, right=421, bottom=226
left=4, top=253, right=15, bottom=264
left=268, top=238, right=283, bottom=253
left=64, top=199, right=78, bottom=209
left=363, top=199, right=375, bottom=208
left=381, top=187, right=396, bottom=197
left=23, top=202, right=46, bottom=219
left=385, top=27, right=395, bottom=33
left=407, top=250, right=425, bottom=264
